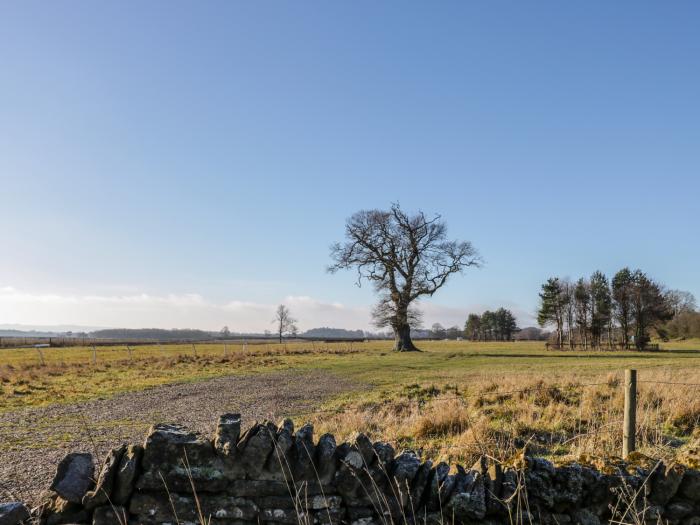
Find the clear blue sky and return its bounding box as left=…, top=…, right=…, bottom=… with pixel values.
left=1, top=2, right=698, bottom=331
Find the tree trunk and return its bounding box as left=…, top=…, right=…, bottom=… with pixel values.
left=567, top=315, right=574, bottom=349
left=393, top=323, right=419, bottom=352
left=557, top=315, right=563, bottom=348
left=621, top=318, right=629, bottom=349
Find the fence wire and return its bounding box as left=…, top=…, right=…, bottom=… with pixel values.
left=2, top=341, right=699, bottom=506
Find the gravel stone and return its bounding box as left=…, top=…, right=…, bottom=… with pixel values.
left=0, top=370, right=359, bottom=505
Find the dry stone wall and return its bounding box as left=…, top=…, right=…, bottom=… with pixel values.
left=3, top=414, right=700, bottom=525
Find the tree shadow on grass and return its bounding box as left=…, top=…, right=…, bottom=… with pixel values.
left=467, top=350, right=700, bottom=359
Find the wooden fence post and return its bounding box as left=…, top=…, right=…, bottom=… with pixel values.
left=127, top=345, right=133, bottom=360
left=192, top=343, right=197, bottom=357
left=91, top=345, right=97, bottom=365
left=623, top=369, right=637, bottom=457
left=223, top=343, right=228, bottom=357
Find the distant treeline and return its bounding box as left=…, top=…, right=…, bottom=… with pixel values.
left=91, top=328, right=216, bottom=341
left=91, top=327, right=372, bottom=341
left=0, top=329, right=70, bottom=338
left=301, top=327, right=366, bottom=339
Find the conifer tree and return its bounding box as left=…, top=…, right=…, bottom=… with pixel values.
left=538, top=278, right=566, bottom=347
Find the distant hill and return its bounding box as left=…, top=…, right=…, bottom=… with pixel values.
left=302, top=327, right=366, bottom=339
left=513, top=326, right=550, bottom=341
left=0, top=329, right=67, bottom=338
left=0, top=324, right=103, bottom=336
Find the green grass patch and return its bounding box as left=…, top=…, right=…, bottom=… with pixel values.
left=1, top=339, right=700, bottom=413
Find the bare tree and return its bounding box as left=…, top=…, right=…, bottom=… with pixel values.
left=272, top=304, right=297, bottom=344
left=328, top=203, right=480, bottom=352
left=431, top=323, right=446, bottom=339
left=665, top=289, right=697, bottom=317
left=561, top=279, right=575, bottom=348
left=574, top=278, right=591, bottom=348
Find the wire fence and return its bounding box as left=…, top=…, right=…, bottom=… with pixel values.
left=0, top=340, right=364, bottom=368
left=293, top=371, right=700, bottom=461
left=2, top=355, right=699, bottom=505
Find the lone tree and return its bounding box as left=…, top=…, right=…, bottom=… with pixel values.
left=273, top=304, right=297, bottom=344
left=328, top=203, right=480, bottom=351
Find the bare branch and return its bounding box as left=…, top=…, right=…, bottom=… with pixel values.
left=328, top=203, right=481, bottom=351
left=272, top=304, right=297, bottom=343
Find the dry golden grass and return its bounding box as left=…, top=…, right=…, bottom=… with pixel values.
left=309, top=368, right=700, bottom=468
left=0, top=342, right=359, bottom=410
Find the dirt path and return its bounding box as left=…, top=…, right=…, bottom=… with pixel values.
left=0, top=370, right=361, bottom=505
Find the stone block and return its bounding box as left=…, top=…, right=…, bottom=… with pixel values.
left=50, top=453, right=95, bottom=504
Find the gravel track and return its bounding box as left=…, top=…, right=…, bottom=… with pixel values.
left=0, top=370, right=360, bottom=505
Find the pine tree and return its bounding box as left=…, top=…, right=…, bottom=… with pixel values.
left=464, top=314, right=481, bottom=341
left=630, top=270, right=673, bottom=349
left=612, top=268, right=635, bottom=348
left=574, top=278, right=591, bottom=348
left=538, top=278, right=566, bottom=347
left=590, top=271, right=612, bottom=348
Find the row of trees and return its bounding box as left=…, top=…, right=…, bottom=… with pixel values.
left=464, top=308, right=519, bottom=341
left=537, top=268, right=694, bottom=349
left=386, top=307, right=521, bottom=341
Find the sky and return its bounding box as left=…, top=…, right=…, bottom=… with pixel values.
left=1, top=2, right=699, bottom=332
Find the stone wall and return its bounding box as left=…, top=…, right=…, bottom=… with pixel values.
left=3, top=414, right=700, bottom=525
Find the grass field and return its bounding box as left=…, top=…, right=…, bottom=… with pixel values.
left=2, top=339, right=700, bottom=409
left=2, top=339, right=700, bottom=467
